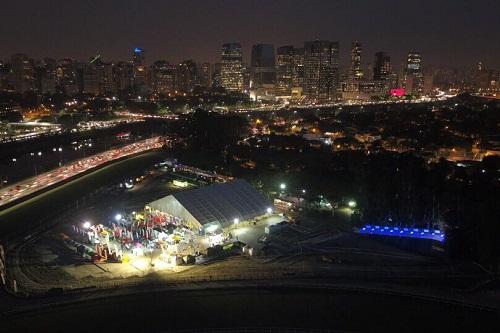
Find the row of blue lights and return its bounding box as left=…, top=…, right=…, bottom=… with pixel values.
left=359, top=225, right=445, bottom=242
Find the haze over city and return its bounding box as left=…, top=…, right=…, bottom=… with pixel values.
left=2, top=0, right=500, bottom=67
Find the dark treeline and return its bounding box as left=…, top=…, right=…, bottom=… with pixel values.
left=168, top=109, right=500, bottom=270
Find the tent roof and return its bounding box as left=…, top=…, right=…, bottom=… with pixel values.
left=171, top=179, right=271, bottom=227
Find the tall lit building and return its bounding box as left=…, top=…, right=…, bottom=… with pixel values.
left=150, top=60, right=175, bottom=95
left=35, top=58, right=57, bottom=94
left=132, top=47, right=146, bottom=93
left=220, top=42, right=243, bottom=92
left=276, top=46, right=304, bottom=96
left=373, top=52, right=391, bottom=81
left=114, top=61, right=134, bottom=94
left=350, top=41, right=363, bottom=80
left=199, top=62, right=212, bottom=88
left=11, top=53, right=35, bottom=93
left=405, top=51, right=423, bottom=94
left=276, top=46, right=294, bottom=95
left=176, top=60, right=200, bottom=93
left=250, top=44, right=275, bottom=88
left=56, top=58, right=79, bottom=95
left=303, top=40, right=339, bottom=101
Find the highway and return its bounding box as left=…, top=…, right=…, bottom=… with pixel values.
left=0, top=136, right=164, bottom=209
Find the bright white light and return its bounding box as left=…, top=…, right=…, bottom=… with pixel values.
left=115, top=213, right=122, bottom=221
left=280, top=183, right=286, bottom=190
left=233, top=218, right=239, bottom=225
left=58, top=147, right=63, bottom=152
left=206, top=225, right=218, bottom=233
left=302, top=189, right=306, bottom=194
left=37, top=151, right=42, bottom=156
left=266, top=207, right=273, bottom=214
left=12, top=158, right=17, bottom=162
left=348, top=200, right=356, bottom=208
left=83, top=221, right=91, bottom=229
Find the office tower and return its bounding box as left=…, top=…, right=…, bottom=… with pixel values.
left=220, top=42, right=243, bottom=92
left=303, top=40, right=339, bottom=101
left=150, top=60, right=175, bottom=95
left=250, top=44, right=276, bottom=88
left=350, top=41, right=363, bottom=80
left=11, top=53, right=35, bottom=93
left=212, top=63, right=222, bottom=88
left=292, top=48, right=305, bottom=90
left=176, top=60, right=199, bottom=93
left=56, top=58, right=79, bottom=96
left=276, top=46, right=294, bottom=95
left=132, top=47, right=146, bottom=93
left=199, top=62, right=212, bottom=88
left=0, top=61, right=12, bottom=91
left=373, top=52, right=392, bottom=81
left=101, top=62, right=116, bottom=95
left=82, top=56, right=103, bottom=95
left=35, top=58, right=57, bottom=94
left=276, top=46, right=304, bottom=96
left=405, top=51, right=423, bottom=94
left=114, top=61, right=134, bottom=93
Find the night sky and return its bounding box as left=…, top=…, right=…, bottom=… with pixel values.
left=1, top=0, right=499, bottom=69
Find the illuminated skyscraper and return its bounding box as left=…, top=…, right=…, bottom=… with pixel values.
left=373, top=52, right=391, bottom=81
left=176, top=60, right=200, bottom=93
left=150, top=60, right=175, bottom=95
left=405, top=51, right=423, bottom=94
left=199, top=62, right=213, bottom=88
left=132, top=47, right=146, bottom=93
left=276, top=46, right=294, bottom=95
left=11, top=53, right=35, bottom=93
left=350, top=41, right=363, bottom=80
left=250, top=44, right=275, bottom=88
left=220, top=42, right=243, bottom=92
left=303, top=40, right=339, bottom=101
left=276, top=46, right=304, bottom=96
left=56, top=58, right=79, bottom=95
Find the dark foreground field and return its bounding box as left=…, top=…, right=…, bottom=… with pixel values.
left=2, top=286, right=498, bottom=332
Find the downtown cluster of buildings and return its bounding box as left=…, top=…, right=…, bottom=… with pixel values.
left=1, top=41, right=499, bottom=103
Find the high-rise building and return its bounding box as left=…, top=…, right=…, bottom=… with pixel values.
left=276, top=46, right=294, bottom=95
left=199, top=62, right=212, bottom=88
left=150, top=60, right=175, bottom=95
left=114, top=61, right=134, bottom=94
left=82, top=56, right=103, bottom=95
left=176, top=60, right=199, bottom=93
left=405, top=51, right=423, bottom=94
left=276, top=46, right=304, bottom=96
left=250, top=44, right=275, bottom=88
left=303, top=40, right=339, bottom=101
left=11, top=53, right=35, bottom=93
left=132, top=47, right=146, bottom=93
left=350, top=41, right=363, bottom=80
left=56, top=58, right=79, bottom=95
left=373, top=52, right=391, bottom=81
left=101, top=62, right=116, bottom=95
left=220, top=42, right=243, bottom=92
left=35, top=58, right=57, bottom=94
left=292, top=48, right=305, bottom=90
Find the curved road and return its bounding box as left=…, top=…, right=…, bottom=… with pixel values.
left=0, top=150, right=168, bottom=243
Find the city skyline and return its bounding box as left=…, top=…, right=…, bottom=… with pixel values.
left=1, top=0, right=500, bottom=68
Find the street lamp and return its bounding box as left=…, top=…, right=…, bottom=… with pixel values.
left=348, top=200, right=357, bottom=208
left=115, top=213, right=122, bottom=221
left=233, top=218, right=239, bottom=225
left=302, top=189, right=306, bottom=194
left=280, top=183, right=286, bottom=190
left=83, top=221, right=91, bottom=229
